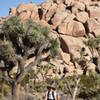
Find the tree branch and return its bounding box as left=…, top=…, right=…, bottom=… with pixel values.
left=15, top=55, right=24, bottom=83
left=65, top=78, right=73, bottom=98
left=73, top=78, right=81, bottom=100
left=16, top=43, right=49, bottom=83
left=25, top=43, right=49, bottom=72
left=0, top=76, right=13, bottom=83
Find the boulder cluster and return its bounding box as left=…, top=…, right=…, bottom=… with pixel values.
left=1, top=0, right=100, bottom=78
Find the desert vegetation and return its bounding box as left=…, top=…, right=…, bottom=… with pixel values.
left=0, top=0, right=100, bottom=100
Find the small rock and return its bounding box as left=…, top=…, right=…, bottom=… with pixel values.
left=9, top=7, right=16, bottom=16
left=93, top=28, right=100, bottom=37
left=72, top=7, right=78, bottom=15
left=56, top=0, right=64, bottom=4
left=64, top=0, right=74, bottom=6
left=59, top=49, right=71, bottom=64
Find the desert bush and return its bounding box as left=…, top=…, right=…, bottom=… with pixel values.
left=78, top=72, right=100, bottom=99
left=0, top=40, right=15, bottom=60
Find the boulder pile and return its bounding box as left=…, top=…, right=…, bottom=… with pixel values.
left=1, top=0, right=100, bottom=78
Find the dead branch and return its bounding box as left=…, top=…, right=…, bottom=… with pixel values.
left=72, top=78, right=81, bottom=100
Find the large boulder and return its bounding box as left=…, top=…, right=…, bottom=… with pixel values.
left=56, top=3, right=66, bottom=12
left=17, top=3, right=39, bottom=20
left=58, top=20, right=86, bottom=37
left=17, top=3, right=38, bottom=13
left=71, top=1, right=85, bottom=14
left=41, top=0, right=53, bottom=20
left=86, top=18, right=100, bottom=33
left=41, top=0, right=52, bottom=10
left=72, top=7, right=78, bottom=15
left=70, top=21, right=85, bottom=37
left=60, top=35, right=92, bottom=59
left=45, top=3, right=57, bottom=21
left=87, top=6, right=100, bottom=18
left=51, top=11, right=68, bottom=28
left=76, top=12, right=89, bottom=23
left=72, top=1, right=85, bottom=12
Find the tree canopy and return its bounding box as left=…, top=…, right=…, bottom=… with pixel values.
left=0, top=16, right=60, bottom=100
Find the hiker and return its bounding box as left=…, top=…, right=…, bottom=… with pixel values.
left=45, top=86, right=59, bottom=100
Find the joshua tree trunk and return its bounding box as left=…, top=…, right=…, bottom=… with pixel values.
left=11, top=83, right=20, bottom=100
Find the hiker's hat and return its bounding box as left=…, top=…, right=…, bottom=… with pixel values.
left=47, top=85, right=56, bottom=90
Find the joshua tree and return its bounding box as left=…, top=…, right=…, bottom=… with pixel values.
left=0, top=16, right=60, bottom=100
left=84, top=37, right=100, bottom=73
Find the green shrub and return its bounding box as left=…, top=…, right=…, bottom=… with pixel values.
left=2, top=16, right=24, bottom=38
left=0, top=40, right=15, bottom=60
left=21, top=68, right=37, bottom=86
left=34, top=81, right=47, bottom=92
left=84, top=37, right=100, bottom=49
left=2, top=16, right=60, bottom=57
left=50, top=38, right=60, bottom=58
left=79, top=72, right=100, bottom=99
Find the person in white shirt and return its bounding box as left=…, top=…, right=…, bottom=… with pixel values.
left=45, top=86, right=58, bottom=100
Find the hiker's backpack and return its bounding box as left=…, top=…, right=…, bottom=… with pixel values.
left=47, top=91, right=55, bottom=100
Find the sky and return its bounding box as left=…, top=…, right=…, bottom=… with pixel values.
left=0, top=0, right=45, bottom=17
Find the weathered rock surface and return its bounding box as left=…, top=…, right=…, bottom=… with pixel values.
left=17, top=3, right=39, bottom=20
left=17, top=3, right=38, bottom=13
left=87, top=18, right=100, bottom=37
left=19, top=10, right=31, bottom=21
left=45, top=3, right=57, bottom=21
left=51, top=11, right=67, bottom=28
left=76, top=12, right=89, bottom=23
left=60, top=35, right=92, bottom=59
left=87, top=6, right=100, bottom=18
left=58, top=20, right=86, bottom=37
